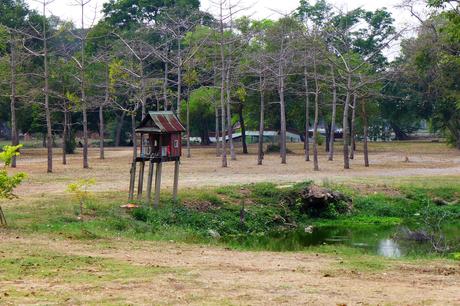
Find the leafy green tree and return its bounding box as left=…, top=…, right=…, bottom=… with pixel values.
left=396, top=4, right=460, bottom=148
left=102, top=0, right=200, bottom=28
left=0, top=0, right=30, bottom=167
left=182, top=86, right=217, bottom=145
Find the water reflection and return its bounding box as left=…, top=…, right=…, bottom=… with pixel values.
left=227, top=222, right=459, bottom=258
left=377, top=239, right=402, bottom=258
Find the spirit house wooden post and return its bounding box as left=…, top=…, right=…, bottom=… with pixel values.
left=128, top=111, right=185, bottom=207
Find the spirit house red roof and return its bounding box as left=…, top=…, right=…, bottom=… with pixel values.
left=129, top=111, right=184, bottom=206
left=136, top=111, right=185, bottom=133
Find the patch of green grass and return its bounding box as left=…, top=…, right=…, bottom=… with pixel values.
left=0, top=240, right=187, bottom=305
left=306, top=245, right=390, bottom=272
left=0, top=245, right=178, bottom=283
left=4, top=180, right=459, bottom=259
left=312, top=216, right=402, bottom=227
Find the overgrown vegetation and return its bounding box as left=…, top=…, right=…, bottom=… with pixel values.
left=5, top=180, right=460, bottom=258
left=66, top=179, right=96, bottom=221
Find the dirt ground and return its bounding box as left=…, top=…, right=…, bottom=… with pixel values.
left=0, top=235, right=459, bottom=305
left=11, top=142, right=460, bottom=197
left=3, top=142, right=460, bottom=305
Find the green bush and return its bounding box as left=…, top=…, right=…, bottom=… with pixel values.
left=315, top=132, right=324, bottom=146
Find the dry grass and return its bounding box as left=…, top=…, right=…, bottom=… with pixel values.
left=10, top=141, right=460, bottom=198
left=0, top=234, right=459, bottom=305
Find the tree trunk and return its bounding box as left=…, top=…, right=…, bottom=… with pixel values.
left=279, top=66, right=287, bottom=164
left=304, top=66, right=310, bottom=162
left=186, top=87, right=191, bottom=158
left=82, top=107, right=89, bottom=168
left=63, top=107, right=68, bottom=165
left=257, top=75, right=265, bottom=165
left=214, top=64, right=221, bottom=157
left=342, top=73, right=351, bottom=169
left=10, top=40, right=18, bottom=168
left=226, top=68, right=236, bottom=161
left=391, top=123, right=410, bottom=140
left=238, top=103, right=248, bottom=154
left=115, top=111, right=125, bottom=147
left=312, top=56, right=319, bottom=171
left=215, top=103, right=221, bottom=157
left=219, top=2, right=227, bottom=167
left=81, top=2, right=89, bottom=169
left=131, top=113, right=137, bottom=159
left=140, top=61, right=146, bottom=120
left=99, top=105, right=104, bottom=159
left=361, top=98, right=369, bottom=167
left=99, top=62, right=109, bottom=160
left=163, top=61, right=169, bottom=110
left=328, top=65, right=337, bottom=161
left=220, top=72, right=227, bottom=168
left=43, top=2, right=53, bottom=173
left=350, top=94, right=357, bottom=160
left=325, top=123, right=330, bottom=153
left=200, top=126, right=211, bottom=145
left=177, top=39, right=182, bottom=117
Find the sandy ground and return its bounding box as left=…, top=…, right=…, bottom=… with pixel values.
left=0, top=235, right=459, bottom=305
left=11, top=142, right=460, bottom=197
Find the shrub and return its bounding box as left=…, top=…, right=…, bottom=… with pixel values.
left=0, top=145, right=26, bottom=226
left=315, top=132, right=324, bottom=146
left=67, top=179, right=96, bottom=221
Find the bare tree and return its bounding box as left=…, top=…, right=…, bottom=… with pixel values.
left=349, top=93, right=357, bottom=160
left=113, top=29, right=156, bottom=120
left=257, top=74, right=266, bottom=165
left=311, top=44, right=320, bottom=171
left=303, top=62, right=311, bottom=162
left=218, top=1, right=228, bottom=167
left=265, top=17, right=298, bottom=164
left=21, top=0, right=56, bottom=173
left=153, top=9, right=206, bottom=117
left=78, top=0, right=91, bottom=169
left=213, top=0, right=229, bottom=167
left=328, top=64, right=337, bottom=161
left=361, top=96, right=370, bottom=167
left=9, top=38, right=19, bottom=168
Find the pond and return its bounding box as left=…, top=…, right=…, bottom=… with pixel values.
left=226, top=222, right=460, bottom=258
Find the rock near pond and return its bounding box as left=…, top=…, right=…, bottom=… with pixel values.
left=298, top=185, right=353, bottom=218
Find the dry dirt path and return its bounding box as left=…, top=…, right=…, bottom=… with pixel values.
left=0, top=234, right=459, bottom=305
left=11, top=143, right=460, bottom=197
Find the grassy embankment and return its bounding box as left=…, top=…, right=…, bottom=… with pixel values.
left=1, top=177, right=459, bottom=303
left=3, top=177, right=459, bottom=257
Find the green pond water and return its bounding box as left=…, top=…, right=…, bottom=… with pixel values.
left=227, top=223, right=460, bottom=258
